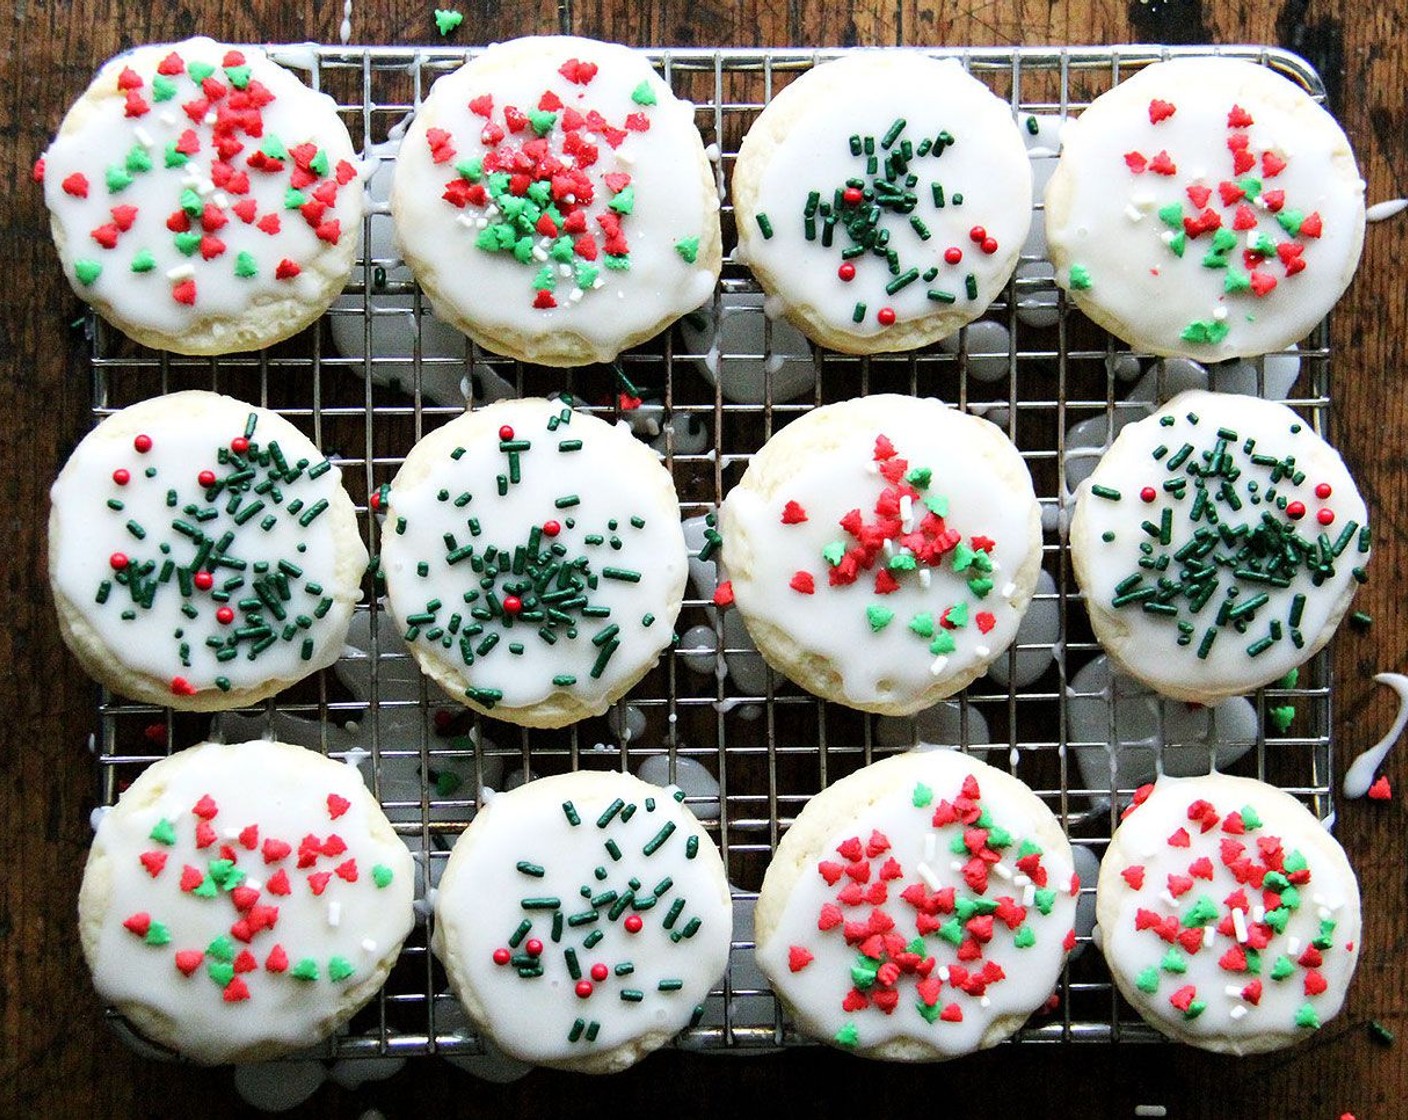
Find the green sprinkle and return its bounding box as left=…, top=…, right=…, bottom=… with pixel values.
left=290, top=958, right=319, bottom=982
left=1069, top=264, right=1092, bottom=290
left=631, top=80, right=658, bottom=106
left=433, top=8, right=463, bottom=34
left=1136, top=966, right=1160, bottom=993
left=755, top=213, right=773, bottom=239
left=74, top=260, right=102, bottom=286
left=372, top=864, right=394, bottom=888
left=328, top=956, right=355, bottom=982
left=866, top=605, right=895, bottom=632
left=674, top=237, right=699, bottom=263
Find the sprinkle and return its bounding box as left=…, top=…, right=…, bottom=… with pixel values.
left=433, top=8, right=464, bottom=34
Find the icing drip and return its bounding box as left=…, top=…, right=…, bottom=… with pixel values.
left=1343, top=672, right=1408, bottom=798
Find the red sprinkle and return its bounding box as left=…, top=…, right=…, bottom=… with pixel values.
left=215, top=606, right=235, bottom=625
left=780, top=500, right=808, bottom=525
left=62, top=172, right=89, bottom=198
left=590, top=963, right=609, bottom=982
left=1140, top=487, right=1157, bottom=503
left=194, top=571, right=214, bottom=591
left=1148, top=98, right=1177, bottom=123
left=877, top=307, right=896, bottom=326
left=493, top=948, right=511, bottom=965
left=499, top=425, right=515, bottom=441
left=1368, top=775, right=1392, bottom=801
left=575, top=980, right=594, bottom=998
left=230, top=436, right=249, bottom=454
left=1315, top=483, right=1333, bottom=499
left=503, top=595, right=523, bottom=615
left=842, top=186, right=863, bottom=206
left=109, top=552, right=129, bottom=570
left=968, top=226, right=987, bottom=243
left=624, top=915, right=644, bottom=933
left=1286, top=501, right=1306, bottom=520
left=980, top=237, right=998, bottom=255
left=112, top=469, right=130, bottom=485
left=944, top=247, right=963, bottom=265
left=134, top=434, right=153, bottom=453
left=198, top=469, right=217, bottom=487
left=789, top=571, right=816, bottom=594
left=1316, top=508, right=1335, bottom=526
left=542, top=520, right=561, bottom=537
left=327, top=793, right=351, bottom=819
left=712, top=581, right=734, bottom=608
left=838, top=262, right=856, bottom=281
left=525, top=938, right=543, bottom=957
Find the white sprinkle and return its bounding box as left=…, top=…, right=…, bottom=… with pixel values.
left=980, top=995, right=991, bottom=1008
left=1214, top=307, right=1228, bottom=321
left=1124, top=203, right=1144, bottom=223
left=1229, top=1005, right=1247, bottom=1020
left=328, top=901, right=342, bottom=927
left=935, top=965, right=949, bottom=984
left=883, top=538, right=895, bottom=559
left=475, top=216, right=488, bottom=229
left=212, top=191, right=229, bottom=209
left=558, top=263, right=573, bottom=277
left=1136, top=1105, right=1169, bottom=1117
left=1252, top=905, right=1265, bottom=923
left=1232, top=907, right=1249, bottom=943
left=532, top=247, right=548, bottom=261
left=900, top=494, right=914, bottom=532
left=1246, top=231, right=1263, bottom=249
left=1287, top=936, right=1300, bottom=956
left=1224, top=984, right=1244, bottom=999
left=950, top=860, right=963, bottom=872
left=244, top=878, right=263, bottom=892
left=974, top=645, right=990, bottom=658
left=160, top=111, right=177, bottom=126
left=918, top=862, right=942, bottom=890
left=1014, top=873, right=1031, bottom=888
left=1001, top=581, right=1016, bottom=598
left=1203, top=925, right=1216, bottom=948
left=570, top=288, right=584, bottom=303
left=204, top=111, right=218, bottom=126
left=993, top=862, right=1012, bottom=881
left=919, top=569, right=931, bottom=588
left=456, top=214, right=477, bottom=229
left=361, top=939, right=378, bottom=954
left=592, top=277, right=604, bottom=290
left=1132, top=191, right=1156, bottom=208
left=165, top=263, right=195, bottom=281
left=1023, top=883, right=1036, bottom=907
left=134, top=126, right=155, bottom=147
left=1160, top=230, right=1175, bottom=246
left=223, top=826, right=240, bottom=840
left=1160, top=890, right=1179, bottom=909
left=929, top=654, right=949, bottom=677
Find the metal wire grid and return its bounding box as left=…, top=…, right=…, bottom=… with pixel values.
left=87, top=43, right=1336, bottom=1059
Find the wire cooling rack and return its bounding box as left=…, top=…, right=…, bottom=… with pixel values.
left=87, top=43, right=1336, bottom=1060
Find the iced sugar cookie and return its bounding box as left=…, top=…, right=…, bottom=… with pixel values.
left=78, top=739, right=415, bottom=1064
left=1046, top=57, right=1365, bottom=361
left=718, top=394, right=1042, bottom=715
left=49, top=391, right=366, bottom=710
left=1096, top=773, right=1360, bottom=1053
left=39, top=37, right=363, bottom=354
left=732, top=52, right=1031, bottom=354
left=391, top=36, right=721, bottom=366
left=379, top=398, right=687, bottom=727
left=755, top=749, right=1079, bottom=1060
left=1069, top=390, right=1369, bottom=704
left=432, top=770, right=732, bottom=1072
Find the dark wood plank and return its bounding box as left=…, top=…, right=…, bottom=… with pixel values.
left=4, top=1, right=1406, bottom=1116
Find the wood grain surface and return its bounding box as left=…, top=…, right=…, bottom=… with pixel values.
left=3, top=1, right=1405, bottom=1116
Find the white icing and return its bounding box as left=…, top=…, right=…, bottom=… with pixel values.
left=1071, top=390, right=1368, bottom=700
left=677, top=291, right=818, bottom=405
left=1068, top=655, right=1258, bottom=799
left=380, top=398, right=687, bottom=718
left=734, top=52, right=1031, bottom=348
left=432, top=771, right=731, bottom=1068
left=49, top=391, right=363, bottom=701
left=84, top=740, right=415, bottom=1064
left=1367, top=198, right=1408, bottom=222
left=1342, top=671, right=1408, bottom=798
left=719, top=395, right=1040, bottom=712
left=390, top=36, right=718, bottom=365
left=42, top=37, right=363, bottom=350
left=756, top=750, right=1077, bottom=1057
left=985, top=567, right=1059, bottom=688
left=1097, top=774, right=1360, bottom=1051
left=1046, top=58, right=1365, bottom=360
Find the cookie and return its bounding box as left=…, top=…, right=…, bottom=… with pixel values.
left=78, top=739, right=415, bottom=1065
left=754, top=749, right=1079, bottom=1060
left=1045, top=57, right=1365, bottom=361
left=49, top=390, right=367, bottom=710
left=718, top=394, right=1042, bottom=715
left=1095, top=773, right=1360, bottom=1053
left=1069, top=389, right=1370, bottom=704
left=378, top=397, right=687, bottom=727
left=432, top=770, right=732, bottom=1073
left=39, top=37, right=363, bottom=355
left=390, top=35, right=721, bottom=366
left=732, top=51, right=1031, bottom=354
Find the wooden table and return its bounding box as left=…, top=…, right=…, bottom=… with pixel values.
left=4, top=1, right=1406, bottom=1116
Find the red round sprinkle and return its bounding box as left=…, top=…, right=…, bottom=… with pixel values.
left=133, top=434, right=152, bottom=453
left=109, top=552, right=129, bottom=570
left=1317, top=508, right=1335, bottom=525
left=1140, top=487, right=1157, bottom=503
left=969, top=226, right=987, bottom=243
left=944, top=247, right=963, bottom=265
left=877, top=307, right=896, bottom=326
left=980, top=237, right=999, bottom=255
left=503, top=595, right=523, bottom=615
left=230, top=436, right=249, bottom=454
left=193, top=571, right=214, bottom=591
left=198, top=470, right=217, bottom=488
left=112, top=469, right=130, bottom=486
left=838, top=262, right=856, bottom=281
left=499, top=425, right=515, bottom=441
left=1315, top=483, right=1332, bottom=499
left=525, top=938, right=543, bottom=957
left=1286, top=500, right=1306, bottom=520
left=216, top=606, right=235, bottom=625
left=542, top=520, right=561, bottom=537
left=575, top=980, right=594, bottom=998
left=624, top=914, right=644, bottom=933
left=842, top=186, right=863, bottom=206
left=590, top=963, right=609, bottom=982
left=368, top=490, right=381, bottom=511
left=493, top=948, right=511, bottom=965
